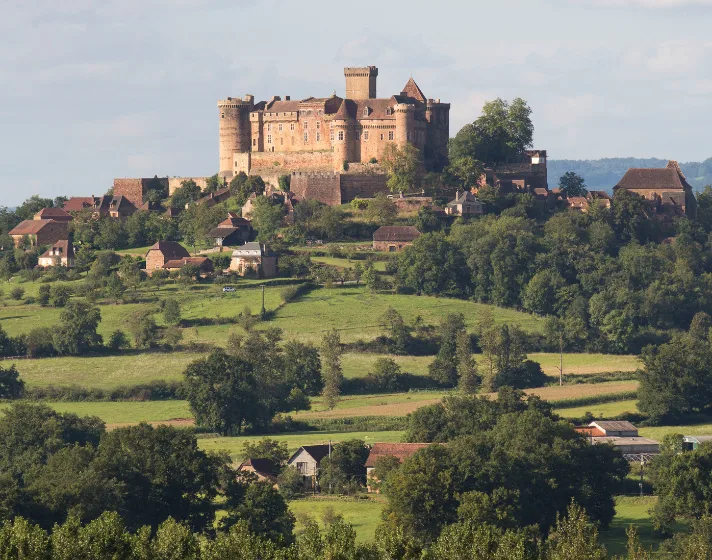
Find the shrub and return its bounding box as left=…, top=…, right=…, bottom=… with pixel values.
left=350, top=198, right=369, bottom=211
left=25, top=327, right=55, bottom=358
left=38, top=285, right=51, bottom=306
left=50, top=285, right=72, bottom=307
left=369, top=157, right=378, bottom=164
left=107, top=330, right=130, bottom=351
left=10, top=286, right=24, bottom=300
left=280, top=285, right=299, bottom=304
left=277, top=467, right=304, bottom=500
left=0, top=364, right=24, bottom=399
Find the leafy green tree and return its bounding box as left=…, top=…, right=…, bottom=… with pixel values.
left=184, top=349, right=258, bottom=436
left=521, top=270, right=566, bottom=316
left=428, top=313, right=466, bottom=386
left=558, top=171, right=588, bottom=198
left=456, top=330, right=480, bottom=394
left=251, top=196, right=283, bottom=244
left=638, top=333, right=712, bottom=423
left=367, top=358, right=402, bottom=392
left=320, top=439, right=370, bottom=494
left=50, top=285, right=72, bottom=308
left=282, top=340, right=323, bottom=396
left=204, top=173, right=222, bottom=194
left=14, top=195, right=54, bottom=221
left=37, top=284, right=51, bottom=306
left=544, top=502, right=607, bottom=560
left=163, top=298, right=181, bottom=325
left=380, top=307, right=412, bottom=355
left=445, top=156, right=485, bottom=190
left=150, top=517, right=200, bottom=560
left=242, top=438, right=289, bottom=467
left=380, top=143, right=424, bottom=194
left=107, top=329, right=130, bottom=351
left=9, top=286, right=24, bottom=301
left=277, top=174, right=290, bottom=192
left=171, top=179, right=202, bottom=210
left=0, top=516, right=50, bottom=559
left=0, top=365, right=24, bottom=399
left=449, top=98, right=533, bottom=167
left=365, top=193, right=398, bottom=225
left=396, top=233, right=471, bottom=297
left=105, top=272, right=125, bottom=303
left=411, top=205, right=444, bottom=233
left=320, top=330, right=343, bottom=410
left=52, top=301, right=102, bottom=356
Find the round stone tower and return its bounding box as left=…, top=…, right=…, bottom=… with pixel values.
left=218, top=95, right=254, bottom=176
left=332, top=118, right=350, bottom=170
left=394, top=103, right=415, bottom=148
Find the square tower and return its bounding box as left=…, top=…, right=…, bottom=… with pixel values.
left=344, top=66, right=378, bottom=99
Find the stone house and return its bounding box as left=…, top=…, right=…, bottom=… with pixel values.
left=207, top=212, right=252, bottom=249
left=145, top=241, right=191, bottom=275
left=107, top=195, right=137, bottom=218
left=230, top=242, right=277, bottom=277
left=287, top=444, right=334, bottom=490
left=483, top=150, right=549, bottom=193
left=445, top=191, right=483, bottom=217
left=364, top=443, right=432, bottom=493
left=613, top=160, right=696, bottom=218
left=9, top=219, right=68, bottom=248
left=33, top=208, right=73, bottom=223
left=372, top=226, right=421, bottom=252
left=63, top=195, right=135, bottom=218
left=37, top=240, right=75, bottom=268
left=162, top=256, right=214, bottom=277
left=236, top=458, right=279, bottom=484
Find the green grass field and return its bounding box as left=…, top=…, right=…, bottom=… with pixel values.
left=639, top=422, right=712, bottom=440
left=556, top=399, right=640, bottom=419
left=289, top=496, right=385, bottom=543
left=310, top=256, right=387, bottom=272
left=0, top=400, right=192, bottom=425
left=198, top=430, right=405, bottom=459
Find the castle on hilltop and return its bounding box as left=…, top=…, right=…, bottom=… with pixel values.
left=217, top=66, right=450, bottom=203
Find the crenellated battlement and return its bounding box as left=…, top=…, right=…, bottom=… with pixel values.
left=218, top=95, right=254, bottom=108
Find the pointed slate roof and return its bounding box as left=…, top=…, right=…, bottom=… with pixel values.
left=333, top=99, right=349, bottom=120
left=401, top=77, right=426, bottom=103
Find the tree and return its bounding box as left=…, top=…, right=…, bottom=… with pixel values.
left=204, top=173, right=222, bottom=194
left=0, top=365, right=24, bottom=399
left=521, top=270, right=566, bottom=316
left=320, top=439, right=370, bottom=493
left=107, top=329, right=130, bottom=351
left=14, top=195, right=54, bottom=221
left=52, top=301, right=102, bottom=356
left=184, top=349, right=259, bottom=435
left=449, top=98, right=533, bottom=167
left=10, top=286, right=24, bottom=301
left=544, top=502, right=607, bottom=560
left=380, top=307, right=412, bottom=355
left=50, top=285, right=72, bottom=308
left=242, top=438, right=289, bottom=468
left=105, top=272, right=125, bottom=303
left=558, top=171, right=588, bottom=198
left=638, top=333, right=712, bottom=423
left=163, top=298, right=181, bottom=325
left=365, top=193, right=398, bottom=225
left=171, top=179, right=202, bottom=210
left=282, top=340, right=322, bottom=396
left=428, top=313, right=466, bottom=386
left=456, top=330, right=480, bottom=394
left=321, top=330, right=343, bottom=410
left=37, top=284, right=51, bottom=306
left=277, top=174, right=290, bottom=192
left=445, top=156, right=485, bottom=190
left=367, top=358, right=402, bottom=392
left=129, top=309, right=159, bottom=349
left=380, top=143, right=424, bottom=194
left=251, top=196, right=283, bottom=244
left=0, top=516, right=50, bottom=559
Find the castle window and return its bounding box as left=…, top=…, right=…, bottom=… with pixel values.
left=290, top=123, right=295, bottom=131
left=252, top=139, right=256, bottom=146
left=316, top=132, right=321, bottom=142
left=303, top=121, right=308, bottom=129
left=330, top=132, right=334, bottom=141
left=278, top=123, right=283, bottom=132
left=355, top=131, right=361, bottom=141
left=364, top=131, right=369, bottom=140
left=316, top=121, right=321, bottom=130
left=388, top=131, right=394, bottom=141
left=303, top=132, right=308, bottom=142
left=267, top=123, right=271, bottom=132
left=280, top=137, right=283, bottom=145
left=385, top=107, right=391, bottom=116
left=221, top=113, right=225, bottom=119
left=363, top=107, right=369, bottom=117
left=380, top=133, right=384, bottom=140
left=338, top=131, right=344, bottom=141
left=267, top=134, right=272, bottom=144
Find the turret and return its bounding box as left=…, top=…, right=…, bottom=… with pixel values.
left=425, top=98, right=451, bottom=169
left=344, top=66, right=378, bottom=99
left=394, top=103, right=415, bottom=148
left=218, top=95, right=254, bottom=176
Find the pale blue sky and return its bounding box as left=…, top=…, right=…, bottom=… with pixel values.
left=2, top=0, right=712, bottom=205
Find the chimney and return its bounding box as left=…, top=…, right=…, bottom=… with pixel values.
left=285, top=95, right=291, bottom=100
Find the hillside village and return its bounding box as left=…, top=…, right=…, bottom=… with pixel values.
left=3, top=65, right=712, bottom=559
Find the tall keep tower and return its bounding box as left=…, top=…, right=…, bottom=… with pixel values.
left=344, top=66, right=378, bottom=99
left=218, top=95, right=254, bottom=176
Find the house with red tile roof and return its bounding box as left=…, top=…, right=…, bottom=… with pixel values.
left=33, top=207, right=73, bottom=223
left=364, top=442, right=434, bottom=492
left=8, top=219, right=68, bottom=248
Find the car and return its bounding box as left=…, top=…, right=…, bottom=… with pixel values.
left=222, top=286, right=236, bottom=292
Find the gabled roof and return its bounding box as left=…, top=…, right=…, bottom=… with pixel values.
left=39, top=239, right=74, bottom=259
left=63, top=197, right=99, bottom=212
left=109, top=195, right=136, bottom=211
left=9, top=219, right=61, bottom=236
left=207, top=226, right=244, bottom=238
left=239, top=458, right=278, bottom=476
left=364, top=443, right=432, bottom=468
left=288, top=444, right=333, bottom=465
left=401, top=77, right=426, bottom=103
left=34, top=207, right=72, bottom=221
left=615, top=161, right=692, bottom=192
left=447, top=191, right=479, bottom=206
left=589, top=420, right=638, bottom=433
left=265, top=99, right=300, bottom=113
left=139, top=201, right=166, bottom=212
left=147, top=241, right=190, bottom=259
left=218, top=215, right=251, bottom=228
left=373, top=226, right=421, bottom=242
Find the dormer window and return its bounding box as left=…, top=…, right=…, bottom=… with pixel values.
left=385, top=107, right=392, bottom=116
left=363, top=107, right=369, bottom=117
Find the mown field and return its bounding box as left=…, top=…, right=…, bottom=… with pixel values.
left=289, top=497, right=385, bottom=544
left=556, top=399, right=640, bottom=419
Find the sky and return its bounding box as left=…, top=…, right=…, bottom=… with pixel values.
left=1, top=0, right=712, bottom=205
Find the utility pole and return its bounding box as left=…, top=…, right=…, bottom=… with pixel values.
left=328, top=440, right=332, bottom=494
left=559, top=331, right=564, bottom=386
left=260, top=284, right=265, bottom=316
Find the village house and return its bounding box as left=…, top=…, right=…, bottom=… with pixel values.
left=33, top=207, right=73, bottom=223
left=207, top=212, right=252, bottom=249
left=37, top=240, right=75, bottom=268
left=8, top=219, right=68, bottom=248
left=236, top=458, right=279, bottom=484
left=63, top=195, right=136, bottom=218
left=230, top=242, right=277, bottom=277
left=287, top=444, right=334, bottom=490
left=372, top=225, right=421, bottom=252
left=564, top=191, right=612, bottom=213
left=445, top=191, right=483, bottom=217
left=145, top=241, right=191, bottom=275
left=613, top=160, right=696, bottom=218
left=191, top=187, right=231, bottom=209
left=162, top=256, right=214, bottom=277
left=364, top=443, right=432, bottom=493
left=483, top=150, right=549, bottom=193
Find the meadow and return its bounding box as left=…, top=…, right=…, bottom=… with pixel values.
left=289, top=496, right=385, bottom=544
left=556, top=399, right=640, bottom=419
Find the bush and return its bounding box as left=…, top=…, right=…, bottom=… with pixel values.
left=9, top=286, right=24, bottom=300
left=25, top=380, right=184, bottom=402
left=280, top=282, right=314, bottom=304
left=0, top=364, right=25, bottom=399
left=351, top=198, right=369, bottom=211
left=50, top=285, right=72, bottom=307
left=277, top=466, right=304, bottom=500
left=25, top=327, right=56, bottom=358
left=107, top=329, right=130, bottom=351
left=38, top=284, right=51, bottom=306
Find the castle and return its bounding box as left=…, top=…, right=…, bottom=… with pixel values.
left=217, top=66, right=450, bottom=204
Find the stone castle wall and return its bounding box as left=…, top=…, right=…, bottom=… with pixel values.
left=113, top=179, right=148, bottom=208
left=168, top=177, right=209, bottom=196
left=340, top=173, right=388, bottom=202
left=291, top=172, right=342, bottom=206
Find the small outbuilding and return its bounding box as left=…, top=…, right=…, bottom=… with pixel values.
left=682, top=436, right=712, bottom=451
left=372, top=226, right=421, bottom=252
left=237, top=458, right=279, bottom=484
left=145, top=241, right=191, bottom=274
left=364, top=443, right=432, bottom=493
left=162, top=256, right=214, bottom=277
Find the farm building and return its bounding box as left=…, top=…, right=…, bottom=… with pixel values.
left=372, top=226, right=421, bottom=252
left=145, top=241, right=191, bottom=274
left=8, top=219, right=68, bottom=248
left=162, top=256, right=214, bottom=277
left=364, top=442, right=432, bottom=493
left=287, top=444, right=334, bottom=490
left=591, top=437, right=660, bottom=455
left=682, top=436, right=712, bottom=451
left=237, top=458, right=279, bottom=484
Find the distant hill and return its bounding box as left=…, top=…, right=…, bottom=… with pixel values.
left=548, top=157, right=712, bottom=193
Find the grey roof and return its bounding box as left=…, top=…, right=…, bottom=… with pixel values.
left=683, top=436, right=712, bottom=443
left=447, top=191, right=480, bottom=207
left=589, top=421, right=638, bottom=432
left=591, top=437, right=659, bottom=446
left=287, top=444, right=334, bottom=465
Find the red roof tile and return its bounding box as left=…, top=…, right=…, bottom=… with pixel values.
left=364, top=443, right=433, bottom=468
left=9, top=219, right=59, bottom=236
